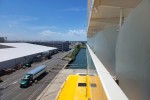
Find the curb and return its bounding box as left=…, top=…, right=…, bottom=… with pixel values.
left=36, top=62, right=69, bottom=100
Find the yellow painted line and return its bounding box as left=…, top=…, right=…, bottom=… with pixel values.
left=74, top=75, right=88, bottom=100
left=57, top=75, right=78, bottom=100
left=90, top=76, right=107, bottom=100
left=56, top=75, right=107, bottom=100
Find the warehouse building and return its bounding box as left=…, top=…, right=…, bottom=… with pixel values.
left=0, top=43, right=57, bottom=70
left=0, top=37, right=7, bottom=42
left=47, top=41, right=69, bottom=51
left=28, top=41, right=70, bottom=51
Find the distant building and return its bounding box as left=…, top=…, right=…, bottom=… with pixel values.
left=0, top=43, right=57, bottom=71
left=48, top=41, right=69, bottom=51
left=0, top=37, right=7, bottom=42
left=29, top=41, right=70, bottom=51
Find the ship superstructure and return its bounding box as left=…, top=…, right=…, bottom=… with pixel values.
left=87, top=0, right=150, bottom=100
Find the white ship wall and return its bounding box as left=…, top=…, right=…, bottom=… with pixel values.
left=87, top=0, right=150, bottom=99
left=94, top=26, right=118, bottom=76
left=88, top=26, right=118, bottom=76
left=116, top=0, right=150, bottom=100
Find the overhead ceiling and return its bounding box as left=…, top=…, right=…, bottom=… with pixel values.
left=94, top=0, right=141, bottom=8
left=87, top=0, right=142, bottom=37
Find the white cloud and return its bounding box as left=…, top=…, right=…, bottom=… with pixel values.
left=0, top=15, right=38, bottom=22
left=40, top=30, right=62, bottom=36
left=62, top=8, right=86, bottom=12
left=0, top=29, right=87, bottom=41
left=28, top=26, right=57, bottom=30
left=8, top=24, right=13, bottom=28
left=19, top=16, right=38, bottom=21
left=67, top=29, right=86, bottom=37
left=39, top=29, right=87, bottom=41
left=0, top=15, right=39, bottom=29
left=0, top=32, right=18, bottom=40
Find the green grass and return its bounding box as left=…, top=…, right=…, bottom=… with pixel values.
left=69, top=45, right=81, bottom=60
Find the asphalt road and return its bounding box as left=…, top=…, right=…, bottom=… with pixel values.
left=0, top=51, right=70, bottom=100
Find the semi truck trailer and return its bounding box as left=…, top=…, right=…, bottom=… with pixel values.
left=20, top=65, right=46, bottom=87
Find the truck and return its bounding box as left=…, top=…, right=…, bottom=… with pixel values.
left=20, top=65, right=46, bottom=88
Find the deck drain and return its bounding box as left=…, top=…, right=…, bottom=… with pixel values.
left=78, top=83, right=87, bottom=87
left=79, top=74, right=86, bottom=76
left=90, top=83, right=97, bottom=87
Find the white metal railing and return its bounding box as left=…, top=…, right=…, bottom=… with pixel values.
left=87, top=0, right=95, bottom=31
left=87, top=44, right=128, bottom=100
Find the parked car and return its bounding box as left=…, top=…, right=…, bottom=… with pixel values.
left=25, top=63, right=31, bottom=67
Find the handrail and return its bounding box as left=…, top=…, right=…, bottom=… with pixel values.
left=87, top=44, right=128, bottom=100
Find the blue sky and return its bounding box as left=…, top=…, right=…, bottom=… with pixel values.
left=0, top=0, right=87, bottom=41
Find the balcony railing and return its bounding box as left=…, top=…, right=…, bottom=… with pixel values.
left=87, top=44, right=128, bottom=100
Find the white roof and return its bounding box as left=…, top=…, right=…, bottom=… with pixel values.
left=0, top=43, right=57, bottom=62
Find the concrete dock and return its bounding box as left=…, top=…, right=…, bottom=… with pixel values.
left=36, top=69, right=87, bottom=100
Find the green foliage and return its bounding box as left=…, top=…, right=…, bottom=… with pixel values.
left=69, top=45, right=81, bottom=59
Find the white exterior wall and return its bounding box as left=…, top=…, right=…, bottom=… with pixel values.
left=88, top=26, right=118, bottom=76
left=0, top=50, right=56, bottom=70
left=116, top=0, right=150, bottom=100
left=87, top=0, right=150, bottom=99
left=0, top=55, right=33, bottom=70
left=25, top=54, right=36, bottom=63
left=93, top=26, right=118, bottom=76
left=0, top=59, right=16, bottom=70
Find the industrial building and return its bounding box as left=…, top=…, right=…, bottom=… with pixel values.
left=0, top=43, right=57, bottom=71
left=0, top=37, right=7, bottom=42
left=47, top=41, right=69, bottom=51
left=28, top=41, right=70, bottom=51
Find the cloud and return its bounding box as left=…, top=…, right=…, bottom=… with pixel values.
left=0, top=32, right=18, bottom=39
left=28, top=26, right=57, bottom=30
left=0, top=15, right=39, bottom=29
left=8, top=24, right=13, bottom=28
left=62, top=8, right=86, bottom=12
left=39, top=29, right=87, bottom=41
left=18, top=16, right=38, bottom=22
left=40, top=30, right=62, bottom=36
left=67, top=29, right=86, bottom=37
left=0, top=29, right=87, bottom=41
left=0, top=15, right=38, bottom=22
left=0, top=15, right=87, bottom=41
